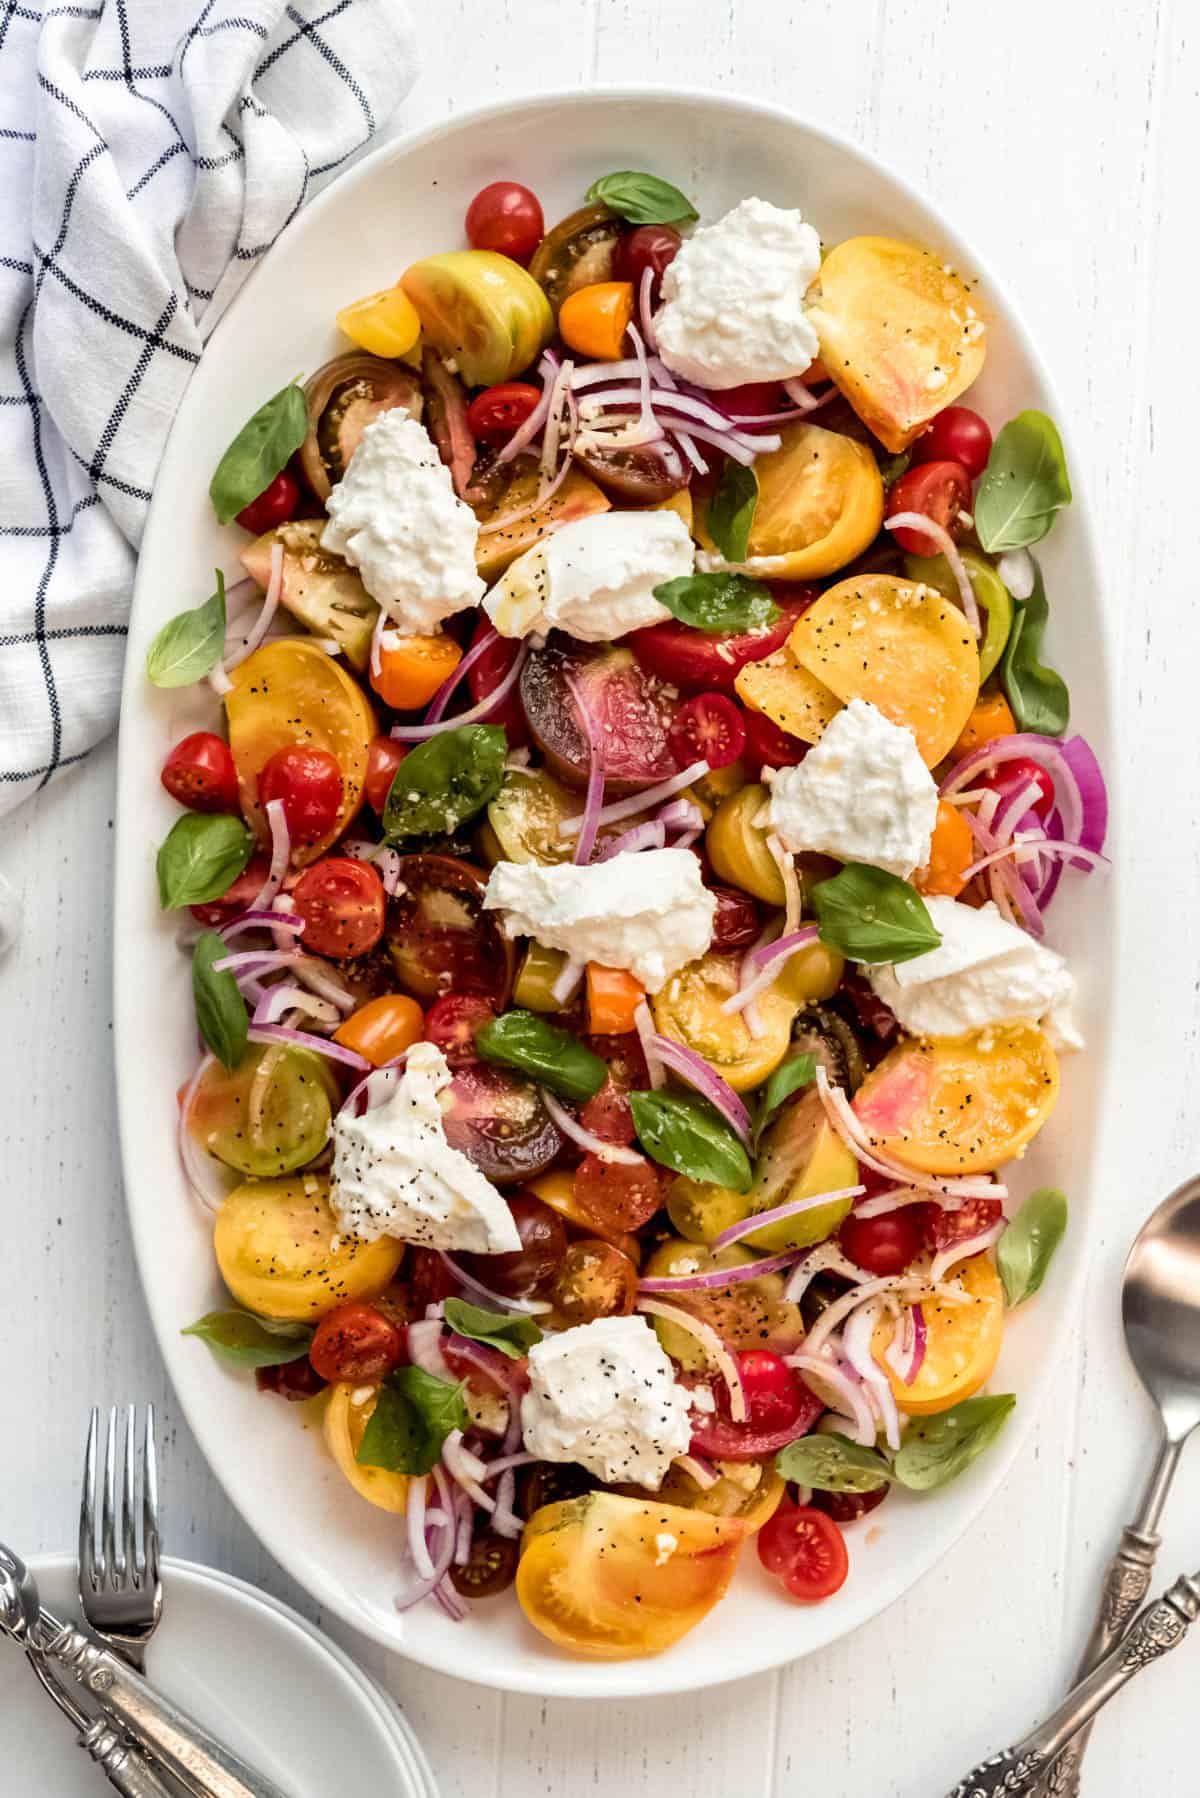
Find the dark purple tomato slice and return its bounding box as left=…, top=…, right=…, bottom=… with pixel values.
left=807, top=1483, right=890, bottom=1524
left=628, top=587, right=818, bottom=696
left=386, top=854, right=514, bottom=1006
left=573, top=439, right=688, bottom=503
left=459, top=1192, right=567, bottom=1295
left=441, top=1062, right=563, bottom=1185
left=520, top=637, right=678, bottom=794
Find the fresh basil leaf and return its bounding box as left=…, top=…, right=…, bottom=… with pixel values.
left=355, top=1365, right=469, bottom=1476
left=584, top=171, right=698, bottom=225
left=878, top=448, right=912, bottom=487
left=476, top=1009, right=606, bottom=1104
left=1001, top=558, right=1070, bottom=736
left=652, top=572, right=779, bottom=636
left=706, top=460, right=759, bottom=563
left=146, top=572, right=227, bottom=688
left=974, top=410, right=1072, bottom=552
left=156, top=812, right=254, bottom=910
left=754, top=1053, right=817, bottom=1149
left=444, top=1297, right=543, bottom=1359
left=182, top=1310, right=312, bottom=1368
left=209, top=382, right=308, bottom=526
left=998, top=1187, right=1068, bottom=1307
left=893, top=1393, right=1016, bottom=1492
left=192, top=930, right=249, bottom=1072
left=776, top=1432, right=895, bottom=1493
left=629, top=1089, right=752, bottom=1193
left=812, top=864, right=941, bottom=966
left=382, top=723, right=506, bottom=842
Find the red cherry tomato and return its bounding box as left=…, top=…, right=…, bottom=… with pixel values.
left=573, top=1153, right=661, bottom=1234
left=737, top=1350, right=807, bottom=1432
left=668, top=692, right=747, bottom=770
left=188, top=855, right=270, bottom=926
left=612, top=224, right=682, bottom=302
left=991, top=755, right=1056, bottom=823
left=309, top=1302, right=404, bottom=1384
left=709, top=884, right=762, bottom=950
left=757, top=1502, right=850, bottom=1600
left=465, top=181, right=545, bottom=264
left=577, top=1033, right=648, bottom=1145
left=689, top=1361, right=824, bottom=1461
left=922, top=1196, right=1004, bottom=1254
left=628, top=588, right=817, bottom=695
left=407, top=1246, right=458, bottom=1313
left=808, top=1483, right=890, bottom=1524
left=743, top=706, right=808, bottom=772
left=161, top=731, right=239, bottom=814
left=712, top=380, right=784, bottom=418
left=839, top=1206, right=924, bottom=1277
left=290, top=856, right=386, bottom=959
left=466, top=615, right=528, bottom=745
left=235, top=468, right=300, bottom=536
left=364, top=735, right=407, bottom=815
left=887, top=460, right=974, bottom=554
left=423, top=992, right=498, bottom=1067
left=466, top=383, right=542, bottom=446
left=912, top=406, right=992, bottom=480
left=258, top=745, right=343, bottom=846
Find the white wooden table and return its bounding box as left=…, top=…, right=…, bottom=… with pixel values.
left=3, top=1, right=1199, bottom=1791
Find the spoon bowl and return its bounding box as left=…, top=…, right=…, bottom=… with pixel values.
left=0, top=1541, right=43, bottom=1645
left=1122, top=1172, right=1200, bottom=1442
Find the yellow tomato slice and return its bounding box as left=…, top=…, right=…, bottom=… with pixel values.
left=696, top=422, right=884, bottom=579
left=213, top=1175, right=404, bottom=1322
left=741, top=1088, right=859, bottom=1252
left=324, top=1382, right=409, bottom=1512
left=225, top=639, right=376, bottom=866
left=336, top=284, right=422, bottom=360
left=704, top=782, right=786, bottom=903
left=641, top=1238, right=803, bottom=1367
left=734, top=643, right=842, bottom=746
left=400, top=251, right=553, bottom=387
left=651, top=949, right=797, bottom=1092
left=873, top=1252, right=1004, bottom=1414
left=788, top=574, right=980, bottom=767
left=853, top=1023, right=1060, bottom=1174
left=622, top=1458, right=785, bottom=1533
left=807, top=236, right=988, bottom=452
left=516, top=1492, right=747, bottom=1658
left=474, top=464, right=610, bottom=583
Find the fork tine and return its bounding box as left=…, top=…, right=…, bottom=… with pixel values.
left=142, top=1404, right=160, bottom=1591
left=122, top=1403, right=138, bottom=1582
left=78, top=1406, right=99, bottom=1591
left=102, top=1406, right=119, bottom=1586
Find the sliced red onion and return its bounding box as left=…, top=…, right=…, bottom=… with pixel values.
left=803, top=1275, right=912, bottom=1360
left=247, top=798, right=290, bottom=911
left=748, top=925, right=820, bottom=973
left=638, top=1249, right=799, bottom=1293
left=424, top=625, right=499, bottom=724
left=223, top=539, right=284, bottom=678
left=780, top=376, right=826, bottom=414
left=672, top=828, right=701, bottom=851
left=550, top=955, right=585, bottom=1005
left=638, top=266, right=659, bottom=350
left=713, top=1185, right=865, bottom=1251
left=407, top=1475, right=436, bottom=1581
left=212, top=948, right=306, bottom=978
left=997, top=548, right=1035, bottom=600
left=961, top=838, right=1108, bottom=883
left=782, top=1240, right=871, bottom=1306
left=647, top=1034, right=751, bottom=1145
left=559, top=760, right=709, bottom=838
left=246, top=1023, right=369, bottom=1072
left=633, top=999, right=666, bottom=1090
left=407, top=1318, right=455, bottom=1382
left=863, top=1359, right=902, bottom=1451
left=208, top=661, right=233, bottom=697
left=674, top=429, right=709, bottom=474
left=657, top=798, right=704, bottom=832
left=252, top=983, right=340, bottom=1028
left=784, top=1351, right=876, bottom=1447
left=580, top=384, right=778, bottom=453
left=177, top=1053, right=233, bottom=1214
left=992, top=778, right=1043, bottom=847
left=886, top=511, right=980, bottom=635
left=962, top=806, right=1045, bottom=938
left=906, top=1303, right=928, bottom=1384
left=391, top=643, right=527, bottom=741
left=477, top=447, right=577, bottom=537
left=497, top=351, right=557, bottom=464
left=596, top=820, right=667, bottom=860
left=343, top=838, right=405, bottom=900
left=565, top=669, right=605, bottom=865
left=635, top=1297, right=747, bottom=1422
left=439, top=1252, right=552, bottom=1316
left=723, top=925, right=820, bottom=1018
left=540, top=1088, right=645, bottom=1166
left=453, top=1486, right=473, bottom=1567
left=540, top=356, right=576, bottom=485
left=854, top=1186, right=935, bottom=1220
left=340, top=1055, right=407, bottom=1117
left=673, top=1452, right=719, bottom=1490
left=442, top=1429, right=496, bottom=1512
left=942, top=733, right=1108, bottom=868
left=371, top=612, right=394, bottom=680
left=842, top=1298, right=900, bottom=1450
left=929, top=1218, right=1008, bottom=1285
left=219, top=909, right=304, bottom=942
left=816, top=1066, right=1007, bottom=1202
left=481, top=1451, right=539, bottom=1482
left=444, top=1334, right=518, bottom=1399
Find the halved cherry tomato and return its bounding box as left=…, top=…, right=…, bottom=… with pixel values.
left=952, top=691, right=1017, bottom=759
left=839, top=1206, right=924, bottom=1277
left=422, top=992, right=497, bottom=1066
left=465, top=180, right=545, bottom=265
left=757, top=1501, right=849, bottom=1601
left=915, top=798, right=975, bottom=898
left=236, top=468, right=299, bottom=537
left=459, top=1192, right=566, bottom=1297
left=577, top=1032, right=646, bottom=1144
left=449, top=1530, right=519, bottom=1598
left=258, top=745, right=344, bottom=846
left=912, top=406, right=992, bottom=480
left=573, top=1153, right=661, bottom=1234
left=371, top=633, right=462, bottom=712
left=629, top=588, right=817, bottom=695
left=668, top=692, right=747, bottom=770
left=585, top=964, right=645, bottom=1036
left=334, top=992, right=424, bottom=1066
left=689, top=1356, right=823, bottom=1462
left=189, top=854, right=270, bottom=926
left=466, top=382, right=542, bottom=445
left=443, top=1065, right=563, bottom=1187
left=309, top=1301, right=404, bottom=1384
left=743, top=705, right=809, bottom=773
left=388, top=855, right=514, bottom=1005
left=291, top=856, right=386, bottom=958
left=466, top=615, right=528, bottom=745
left=551, top=1238, right=638, bottom=1324
left=923, top=1196, right=1004, bottom=1254
left=709, top=884, right=762, bottom=949
left=161, top=731, right=239, bottom=814
left=612, top=225, right=682, bottom=301
left=737, top=1350, right=808, bottom=1433
left=990, top=755, right=1056, bottom=823
left=887, top=460, right=973, bottom=554
left=364, top=735, right=407, bottom=814
left=808, top=1483, right=889, bottom=1525
left=558, top=281, right=635, bottom=361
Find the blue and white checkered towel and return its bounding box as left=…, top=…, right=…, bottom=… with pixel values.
left=0, top=0, right=417, bottom=815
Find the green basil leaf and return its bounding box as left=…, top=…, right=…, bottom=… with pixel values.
left=191, top=930, right=249, bottom=1072
left=974, top=410, right=1072, bottom=552
left=1001, top=558, right=1070, bottom=736
left=998, top=1187, right=1068, bottom=1307
left=443, top=1297, right=543, bottom=1360
left=706, top=460, right=759, bottom=562
left=156, top=812, right=254, bottom=910
left=382, top=723, right=506, bottom=842
left=355, top=1365, right=469, bottom=1475
left=652, top=572, right=779, bottom=635
left=209, top=382, right=308, bottom=526
left=893, top=1393, right=1016, bottom=1492
left=754, top=1052, right=817, bottom=1149
left=475, top=1009, right=606, bottom=1104
left=878, top=448, right=912, bottom=488
left=776, top=1432, right=895, bottom=1493
left=812, top=864, right=941, bottom=966
left=182, top=1310, right=312, bottom=1369
left=584, top=171, right=698, bottom=225
left=629, top=1089, right=752, bottom=1193
left=145, top=572, right=227, bottom=688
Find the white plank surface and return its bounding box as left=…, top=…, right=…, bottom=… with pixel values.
left=2, top=1, right=1198, bottom=1791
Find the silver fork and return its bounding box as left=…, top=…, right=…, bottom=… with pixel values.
left=79, top=1405, right=163, bottom=1673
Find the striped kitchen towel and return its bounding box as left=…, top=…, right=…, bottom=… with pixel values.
left=0, top=0, right=417, bottom=815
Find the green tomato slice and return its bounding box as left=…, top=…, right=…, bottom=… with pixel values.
left=904, top=546, right=1014, bottom=681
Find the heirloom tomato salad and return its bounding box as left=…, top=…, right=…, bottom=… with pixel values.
left=151, top=167, right=1105, bottom=1659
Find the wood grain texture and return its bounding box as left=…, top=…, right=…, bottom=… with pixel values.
left=1, top=0, right=1196, bottom=1791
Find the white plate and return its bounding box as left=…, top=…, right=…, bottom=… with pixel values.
left=113, top=87, right=1116, bottom=1699
left=2, top=1556, right=438, bottom=1797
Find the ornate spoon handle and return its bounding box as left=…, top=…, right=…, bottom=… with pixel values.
left=946, top=1572, right=1200, bottom=1798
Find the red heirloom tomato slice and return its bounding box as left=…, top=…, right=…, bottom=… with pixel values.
left=364, top=735, right=407, bottom=815
left=236, top=468, right=300, bottom=536
left=466, top=615, right=529, bottom=746
left=290, top=856, right=386, bottom=959
left=423, top=992, right=498, bottom=1067
left=459, top=1192, right=567, bottom=1296
left=628, top=588, right=817, bottom=696
left=839, top=1206, right=925, bottom=1277
left=387, top=855, right=514, bottom=1006
left=573, top=1153, right=661, bottom=1235
left=690, top=1353, right=824, bottom=1461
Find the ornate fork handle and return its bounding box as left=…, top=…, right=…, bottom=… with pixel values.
left=946, top=1573, right=1200, bottom=1798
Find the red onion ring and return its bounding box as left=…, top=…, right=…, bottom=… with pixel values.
left=246, top=1022, right=369, bottom=1072
left=635, top=1297, right=747, bottom=1422
left=885, top=511, right=980, bottom=635
left=645, top=1033, right=751, bottom=1145
left=712, top=1185, right=865, bottom=1251
left=929, top=1219, right=1008, bottom=1285
left=633, top=1000, right=666, bottom=1090
left=407, top=1318, right=455, bottom=1382
left=496, top=351, right=558, bottom=465
left=558, top=760, right=709, bottom=838
left=218, top=910, right=304, bottom=941
left=424, top=625, right=500, bottom=724
left=785, top=1351, right=876, bottom=1446
left=596, top=820, right=667, bottom=860
left=247, top=798, right=290, bottom=912
left=637, top=1249, right=799, bottom=1293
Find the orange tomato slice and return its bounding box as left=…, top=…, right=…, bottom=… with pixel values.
left=872, top=1252, right=1004, bottom=1414
left=371, top=632, right=461, bottom=711
left=914, top=799, right=975, bottom=897
left=853, top=1022, right=1060, bottom=1175
left=696, top=421, right=883, bottom=580
left=516, top=1491, right=747, bottom=1658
